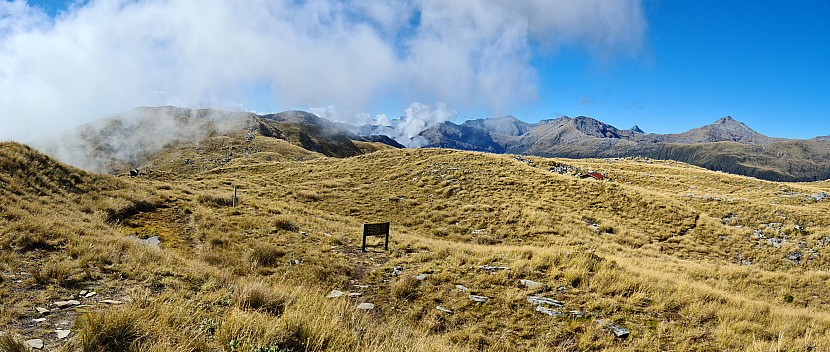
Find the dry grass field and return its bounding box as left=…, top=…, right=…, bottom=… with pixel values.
left=2, top=139, right=830, bottom=351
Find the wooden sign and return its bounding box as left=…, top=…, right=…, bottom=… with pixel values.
left=362, top=222, right=390, bottom=253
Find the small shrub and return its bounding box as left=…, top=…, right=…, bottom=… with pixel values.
left=250, top=243, right=286, bottom=267
left=76, top=310, right=143, bottom=352
left=234, top=281, right=287, bottom=315
left=783, top=294, right=794, bottom=303
left=295, top=190, right=320, bottom=202
left=391, top=275, right=420, bottom=300
left=272, top=216, right=298, bottom=233
left=0, top=334, right=29, bottom=352
left=197, top=193, right=234, bottom=207
left=31, top=259, right=73, bottom=286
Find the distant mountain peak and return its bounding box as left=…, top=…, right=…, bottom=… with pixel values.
left=630, top=125, right=644, bottom=134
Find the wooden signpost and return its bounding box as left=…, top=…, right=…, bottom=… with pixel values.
left=362, top=222, right=390, bottom=253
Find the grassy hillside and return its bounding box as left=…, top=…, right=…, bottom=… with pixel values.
left=2, top=142, right=830, bottom=351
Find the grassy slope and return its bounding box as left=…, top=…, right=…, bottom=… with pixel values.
left=2, top=142, right=830, bottom=351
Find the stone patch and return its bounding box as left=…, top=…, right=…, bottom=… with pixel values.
left=436, top=306, right=453, bottom=314
left=54, top=300, right=80, bottom=308
left=326, top=290, right=345, bottom=298
left=535, top=306, right=564, bottom=317
left=35, top=307, right=50, bottom=315
left=455, top=284, right=470, bottom=292
left=519, top=279, right=547, bottom=290
left=468, top=295, right=489, bottom=303
left=527, top=296, right=563, bottom=307
left=608, top=325, right=630, bottom=338
left=25, top=339, right=44, bottom=350
left=357, top=303, right=375, bottom=310
left=56, top=329, right=71, bottom=339
left=414, top=274, right=428, bottom=281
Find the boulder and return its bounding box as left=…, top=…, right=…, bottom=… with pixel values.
left=56, top=329, right=71, bottom=339
left=326, top=290, right=345, bottom=298
left=608, top=325, right=630, bottom=338
left=535, top=306, right=564, bottom=317
left=54, top=300, right=80, bottom=308
left=468, top=295, right=489, bottom=303
left=527, top=296, right=563, bottom=307
left=436, top=306, right=454, bottom=314
left=25, top=339, right=44, bottom=350
left=357, top=303, right=374, bottom=310
left=519, top=279, right=547, bottom=290
left=35, top=307, right=50, bottom=315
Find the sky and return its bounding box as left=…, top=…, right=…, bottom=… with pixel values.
left=1, top=0, right=828, bottom=142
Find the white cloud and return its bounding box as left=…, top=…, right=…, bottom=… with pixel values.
left=0, top=0, right=646, bottom=142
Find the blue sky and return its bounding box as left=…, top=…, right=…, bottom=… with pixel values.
left=517, top=1, right=830, bottom=138
left=4, top=0, right=830, bottom=140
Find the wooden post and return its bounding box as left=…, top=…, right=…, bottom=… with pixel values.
left=233, top=186, right=238, bottom=207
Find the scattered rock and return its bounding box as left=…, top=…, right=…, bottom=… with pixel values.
left=787, top=251, right=803, bottom=263
left=811, top=192, right=829, bottom=201
left=392, top=266, right=404, bottom=277
left=527, top=296, right=563, bottom=307
left=25, top=339, right=44, bottom=350
left=33, top=318, right=47, bottom=323
left=357, top=303, right=374, bottom=310
left=568, top=310, right=586, bottom=318
left=141, top=236, right=160, bottom=247
left=557, top=286, right=568, bottom=293
left=101, top=300, right=124, bottom=305
left=414, top=274, right=428, bottom=281
left=288, top=259, right=301, bottom=265
left=608, top=325, right=630, bottom=339
left=354, top=284, right=369, bottom=289
left=478, top=265, right=510, bottom=272
left=535, top=306, right=564, bottom=317
left=79, top=290, right=88, bottom=296
left=436, top=306, right=454, bottom=314
left=54, top=300, right=80, bottom=308
left=347, top=292, right=362, bottom=297
left=56, top=329, right=71, bottom=339
left=84, top=292, right=97, bottom=298
left=35, top=307, right=50, bottom=315
left=326, top=290, right=345, bottom=299
left=455, top=284, right=470, bottom=292
left=468, top=295, right=489, bottom=303
left=519, top=279, right=547, bottom=290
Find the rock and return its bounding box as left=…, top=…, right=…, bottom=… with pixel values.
left=353, top=284, right=369, bottom=289
left=326, top=290, right=345, bottom=298
left=468, top=295, right=489, bottom=303
left=33, top=318, right=47, bottom=323
left=478, top=265, right=510, bottom=272
left=347, top=292, right=362, bottom=297
left=54, top=300, right=80, bottom=308
left=535, top=306, right=564, bottom=317
left=787, top=251, right=804, bottom=262
left=85, top=292, right=97, bottom=298
left=557, top=286, right=568, bottom=293
left=455, top=284, right=470, bottom=292
left=519, top=279, right=547, bottom=290
left=101, top=300, right=124, bottom=305
left=414, top=274, right=428, bottom=281
left=392, top=266, right=403, bottom=277
left=288, top=259, right=301, bottom=265
left=56, top=329, right=71, bottom=339
left=35, top=307, right=50, bottom=315
left=357, top=303, right=374, bottom=310
left=527, top=296, right=563, bottom=307
left=0, top=331, right=4, bottom=336
left=568, top=310, right=586, bottom=318
left=608, top=325, right=630, bottom=338
left=436, top=306, right=454, bottom=314
left=141, top=236, right=160, bottom=247
left=25, top=339, right=44, bottom=350
left=79, top=290, right=88, bottom=296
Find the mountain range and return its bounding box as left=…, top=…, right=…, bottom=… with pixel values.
left=417, top=115, right=830, bottom=182
left=31, top=106, right=830, bottom=182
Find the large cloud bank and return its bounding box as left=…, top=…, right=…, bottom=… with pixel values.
left=0, top=0, right=646, bottom=141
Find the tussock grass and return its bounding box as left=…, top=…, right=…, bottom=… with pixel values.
left=4, top=143, right=830, bottom=351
